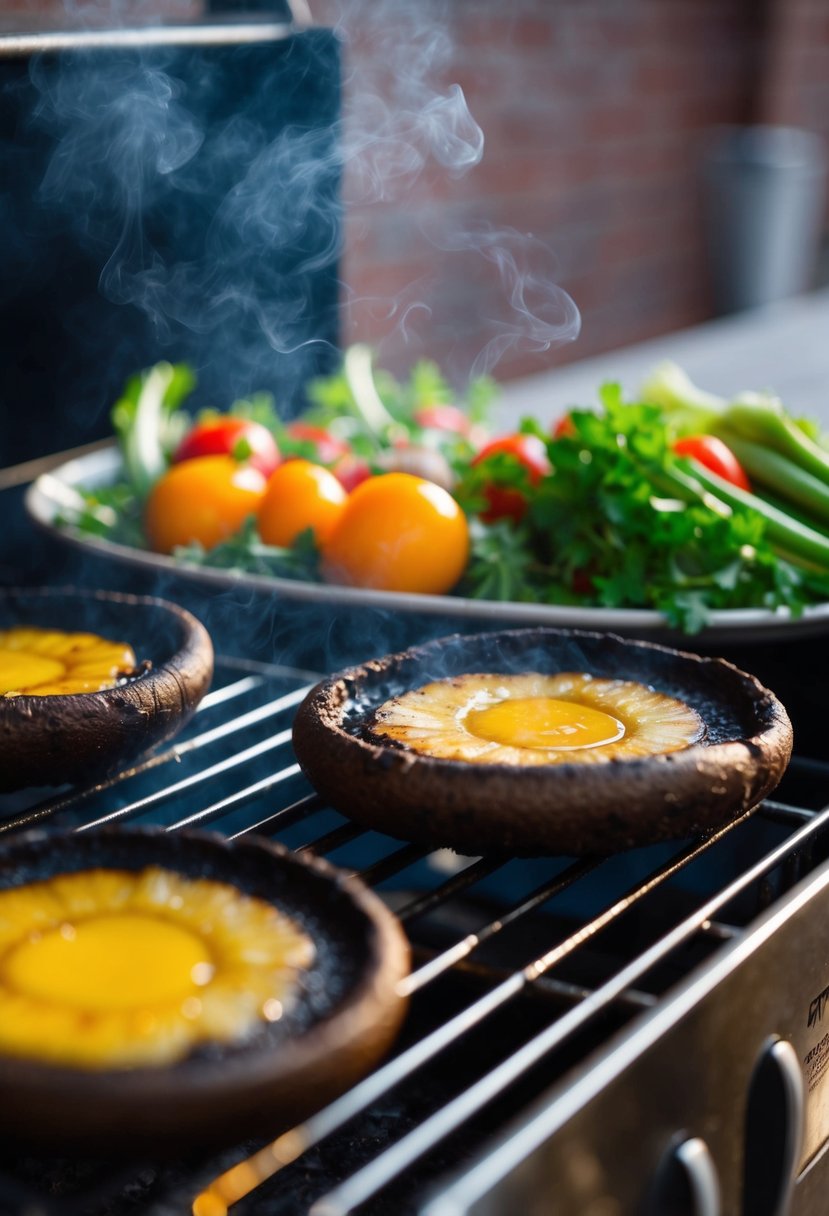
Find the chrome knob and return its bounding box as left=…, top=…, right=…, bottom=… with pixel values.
left=645, top=1135, right=721, bottom=1216
left=742, top=1037, right=804, bottom=1216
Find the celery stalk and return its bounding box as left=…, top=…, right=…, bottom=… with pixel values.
left=639, top=361, right=725, bottom=433
left=718, top=395, right=829, bottom=487
left=664, top=459, right=829, bottom=570
left=721, top=436, right=829, bottom=529
left=111, top=362, right=195, bottom=499
left=642, top=360, right=829, bottom=489
left=343, top=344, right=396, bottom=434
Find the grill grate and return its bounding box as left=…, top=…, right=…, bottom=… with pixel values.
left=0, top=654, right=828, bottom=1216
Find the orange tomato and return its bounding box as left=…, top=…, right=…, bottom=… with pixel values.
left=258, top=459, right=347, bottom=548
left=144, top=455, right=267, bottom=553
left=321, top=472, right=469, bottom=594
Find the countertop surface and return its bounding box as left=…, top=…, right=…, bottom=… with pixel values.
left=495, top=287, right=829, bottom=430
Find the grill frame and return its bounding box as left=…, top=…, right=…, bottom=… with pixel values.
left=0, top=652, right=827, bottom=1214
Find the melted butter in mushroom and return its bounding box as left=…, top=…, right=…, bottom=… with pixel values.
left=370, top=672, right=706, bottom=766
left=0, top=627, right=138, bottom=696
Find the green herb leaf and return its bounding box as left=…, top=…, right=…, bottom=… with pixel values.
left=111, top=362, right=195, bottom=499
left=174, top=518, right=322, bottom=581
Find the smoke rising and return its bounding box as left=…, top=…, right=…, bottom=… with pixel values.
left=421, top=221, right=582, bottom=379
left=3, top=23, right=342, bottom=454
left=4, top=0, right=579, bottom=449
left=327, top=0, right=580, bottom=380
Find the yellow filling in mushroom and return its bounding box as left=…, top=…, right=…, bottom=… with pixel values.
left=0, top=627, right=137, bottom=697
left=371, top=672, right=705, bottom=766
left=0, top=868, right=315, bottom=1068
left=465, top=697, right=625, bottom=750
left=5, top=915, right=211, bottom=1010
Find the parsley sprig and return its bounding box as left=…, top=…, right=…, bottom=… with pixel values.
left=462, top=385, right=829, bottom=631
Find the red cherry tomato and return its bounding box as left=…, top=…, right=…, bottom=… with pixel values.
left=414, top=404, right=474, bottom=436
left=551, top=414, right=576, bottom=439
left=470, top=433, right=551, bottom=523
left=571, top=567, right=594, bottom=596
left=285, top=422, right=351, bottom=466
left=331, top=452, right=372, bottom=493
left=414, top=404, right=489, bottom=450
left=672, top=435, right=751, bottom=492
left=173, top=416, right=280, bottom=479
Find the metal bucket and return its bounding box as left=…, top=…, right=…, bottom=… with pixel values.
left=703, top=124, right=827, bottom=315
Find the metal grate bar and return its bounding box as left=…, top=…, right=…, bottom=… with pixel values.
left=76, top=731, right=294, bottom=832
left=532, top=973, right=658, bottom=1012
left=356, top=843, right=431, bottom=886
left=296, top=823, right=365, bottom=856
left=309, top=802, right=829, bottom=1213
left=212, top=655, right=323, bottom=685
left=759, top=798, right=817, bottom=824
left=398, top=859, right=601, bottom=998
left=787, top=755, right=829, bottom=777
left=172, top=687, right=310, bottom=752
left=0, top=681, right=305, bottom=837
left=193, top=811, right=760, bottom=1214
left=198, top=675, right=265, bottom=709
left=699, top=918, right=739, bottom=941
left=396, top=856, right=506, bottom=923
left=228, top=793, right=323, bottom=839
left=443, top=959, right=660, bottom=1012
left=167, top=766, right=303, bottom=832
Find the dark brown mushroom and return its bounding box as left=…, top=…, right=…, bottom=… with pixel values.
left=0, top=587, right=214, bottom=792
left=0, top=825, right=410, bottom=1152
left=292, top=628, right=794, bottom=857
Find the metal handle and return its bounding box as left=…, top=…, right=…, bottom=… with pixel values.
left=741, top=1038, right=804, bottom=1216
left=674, top=1138, right=722, bottom=1216
left=768, top=1039, right=805, bottom=1215
left=645, top=1135, right=722, bottom=1216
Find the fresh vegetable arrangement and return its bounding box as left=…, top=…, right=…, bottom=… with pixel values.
left=64, top=348, right=829, bottom=633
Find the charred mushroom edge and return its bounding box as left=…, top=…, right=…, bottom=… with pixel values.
left=0, top=586, right=215, bottom=792
left=0, top=825, right=410, bottom=1152
left=292, top=627, right=794, bottom=857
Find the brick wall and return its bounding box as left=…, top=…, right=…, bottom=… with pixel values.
left=0, top=1, right=200, bottom=29
left=759, top=0, right=829, bottom=226
left=6, top=0, right=828, bottom=390
left=331, top=0, right=765, bottom=384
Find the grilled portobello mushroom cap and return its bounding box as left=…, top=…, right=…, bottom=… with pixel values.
left=292, top=628, right=793, bottom=857
left=0, top=587, right=214, bottom=792
left=0, top=826, right=409, bottom=1151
